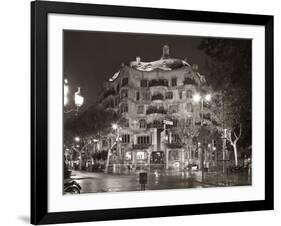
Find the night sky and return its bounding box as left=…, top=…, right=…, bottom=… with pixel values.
left=63, top=30, right=209, bottom=109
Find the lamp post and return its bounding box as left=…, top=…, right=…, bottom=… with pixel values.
left=163, top=119, right=173, bottom=170
left=64, top=79, right=84, bottom=114
left=105, top=124, right=121, bottom=173
left=192, top=93, right=212, bottom=183
left=73, top=136, right=83, bottom=170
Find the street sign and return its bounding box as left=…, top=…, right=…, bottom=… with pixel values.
left=163, top=119, right=173, bottom=125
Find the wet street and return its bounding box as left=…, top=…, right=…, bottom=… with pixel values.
left=69, top=169, right=251, bottom=193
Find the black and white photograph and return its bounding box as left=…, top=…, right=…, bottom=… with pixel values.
left=0, top=0, right=276, bottom=225
left=63, top=30, right=252, bottom=194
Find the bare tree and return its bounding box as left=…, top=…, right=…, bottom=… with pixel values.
left=225, top=124, right=242, bottom=167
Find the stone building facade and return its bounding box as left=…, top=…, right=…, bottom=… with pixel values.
left=97, top=46, right=215, bottom=171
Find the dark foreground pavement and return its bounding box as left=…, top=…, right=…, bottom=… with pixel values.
left=69, top=169, right=251, bottom=194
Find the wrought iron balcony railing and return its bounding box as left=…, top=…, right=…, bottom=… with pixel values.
left=132, top=144, right=151, bottom=149
left=148, top=79, right=169, bottom=87
left=146, top=106, right=167, bottom=115
left=183, top=77, right=196, bottom=85
left=151, top=93, right=164, bottom=101
left=166, top=142, right=184, bottom=149
left=103, top=89, right=116, bottom=99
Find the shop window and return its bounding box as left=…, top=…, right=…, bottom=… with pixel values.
left=125, top=151, right=132, bottom=160
left=136, top=151, right=147, bottom=160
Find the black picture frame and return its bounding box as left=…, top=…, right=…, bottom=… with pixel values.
left=31, top=0, right=274, bottom=224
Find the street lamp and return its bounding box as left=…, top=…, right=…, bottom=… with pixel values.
left=64, top=79, right=84, bottom=114
left=64, top=79, right=69, bottom=106
left=205, top=94, right=212, bottom=102
left=192, top=93, right=212, bottom=124
left=74, top=87, right=84, bottom=108
left=74, top=136, right=80, bottom=142
left=105, top=123, right=122, bottom=173
left=192, top=93, right=201, bottom=103
left=112, top=123, right=118, bottom=130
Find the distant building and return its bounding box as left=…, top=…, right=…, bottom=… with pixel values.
left=97, top=45, right=215, bottom=171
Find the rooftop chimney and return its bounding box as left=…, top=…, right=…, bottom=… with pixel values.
left=192, top=64, right=199, bottom=72
left=162, top=45, right=170, bottom=59
left=136, top=56, right=141, bottom=64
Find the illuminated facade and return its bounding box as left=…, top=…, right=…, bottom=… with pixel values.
left=97, top=45, right=215, bottom=171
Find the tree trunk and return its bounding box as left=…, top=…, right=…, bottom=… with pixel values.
left=232, top=143, right=238, bottom=167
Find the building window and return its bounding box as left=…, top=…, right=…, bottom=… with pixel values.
left=120, top=103, right=128, bottom=113
left=115, top=96, right=119, bottom=106
left=109, top=99, right=114, bottom=108
left=120, top=89, right=128, bottom=98
left=136, top=91, right=140, bottom=101
left=171, top=134, right=181, bottom=143
left=121, top=134, right=130, bottom=144
left=102, top=140, right=108, bottom=147
left=169, top=104, right=178, bottom=113
left=140, top=79, right=148, bottom=87
left=165, top=91, right=173, bottom=100
left=179, top=91, right=183, bottom=99
left=136, top=151, right=147, bottom=160
left=139, top=119, right=146, bottom=128
left=173, top=119, right=178, bottom=127
left=119, top=117, right=129, bottom=127
left=187, top=117, right=193, bottom=126
left=143, top=91, right=151, bottom=100
left=186, top=103, right=193, bottom=112
left=137, top=105, right=144, bottom=114
left=121, top=77, right=128, bottom=86
left=186, top=90, right=193, bottom=99
left=137, top=136, right=150, bottom=145
left=169, top=150, right=179, bottom=161
left=171, top=78, right=177, bottom=86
